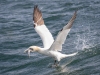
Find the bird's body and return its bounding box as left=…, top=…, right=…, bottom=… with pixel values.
left=39, top=50, right=68, bottom=62
left=24, top=5, right=77, bottom=66
left=28, top=46, right=77, bottom=62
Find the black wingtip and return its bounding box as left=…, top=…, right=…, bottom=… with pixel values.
left=34, top=5, right=38, bottom=8
left=34, top=5, right=39, bottom=11
left=73, top=10, right=78, bottom=17
left=75, top=10, right=78, bottom=14
left=34, top=5, right=40, bottom=12
left=33, top=5, right=44, bottom=26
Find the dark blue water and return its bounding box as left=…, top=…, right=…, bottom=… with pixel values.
left=0, top=0, right=100, bottom=75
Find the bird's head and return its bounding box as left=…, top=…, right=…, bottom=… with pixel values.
left=24, top=46, right=40, bottom=57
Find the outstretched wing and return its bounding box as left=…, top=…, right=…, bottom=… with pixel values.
left=49, top=11, right=77, bottom=51
left=33, top=5, right=54, bottom=49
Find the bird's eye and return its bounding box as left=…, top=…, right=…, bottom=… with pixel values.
left=29, top=48, right=33, bottom=50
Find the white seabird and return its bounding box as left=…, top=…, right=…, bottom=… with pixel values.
left=24, top=5, right=77, bottom=66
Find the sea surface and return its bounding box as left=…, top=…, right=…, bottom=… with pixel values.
left=0, top=0, right=100, bottom=75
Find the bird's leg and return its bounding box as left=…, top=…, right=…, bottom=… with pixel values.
left=54, top=60, right=59, bottom=66
left=54, top=60, right=57, bottom=65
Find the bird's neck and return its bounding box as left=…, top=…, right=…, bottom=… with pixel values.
left=36, top=47, right=48, bottom=55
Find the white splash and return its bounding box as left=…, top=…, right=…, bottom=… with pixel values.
left=75, top=34, right=91, bottom=50
left=74, top=25, right=94, bottom=51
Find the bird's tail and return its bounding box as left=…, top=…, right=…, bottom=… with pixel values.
left=64, top=52, right=78, bottom=58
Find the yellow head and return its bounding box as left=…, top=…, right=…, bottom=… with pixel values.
left=24, top=46, right=40, bottom=57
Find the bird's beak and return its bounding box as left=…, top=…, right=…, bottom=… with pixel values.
left=24, top=48, right=35, bottom=58
left=24, top=49, right=31, bottom=58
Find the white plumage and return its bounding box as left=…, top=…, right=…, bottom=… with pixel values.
left=35, top=25, right=54, bottom=49
left=24, top=5, right=77, bottom=66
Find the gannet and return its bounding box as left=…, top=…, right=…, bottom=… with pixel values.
left=24, top=5, right=77, bottom=66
